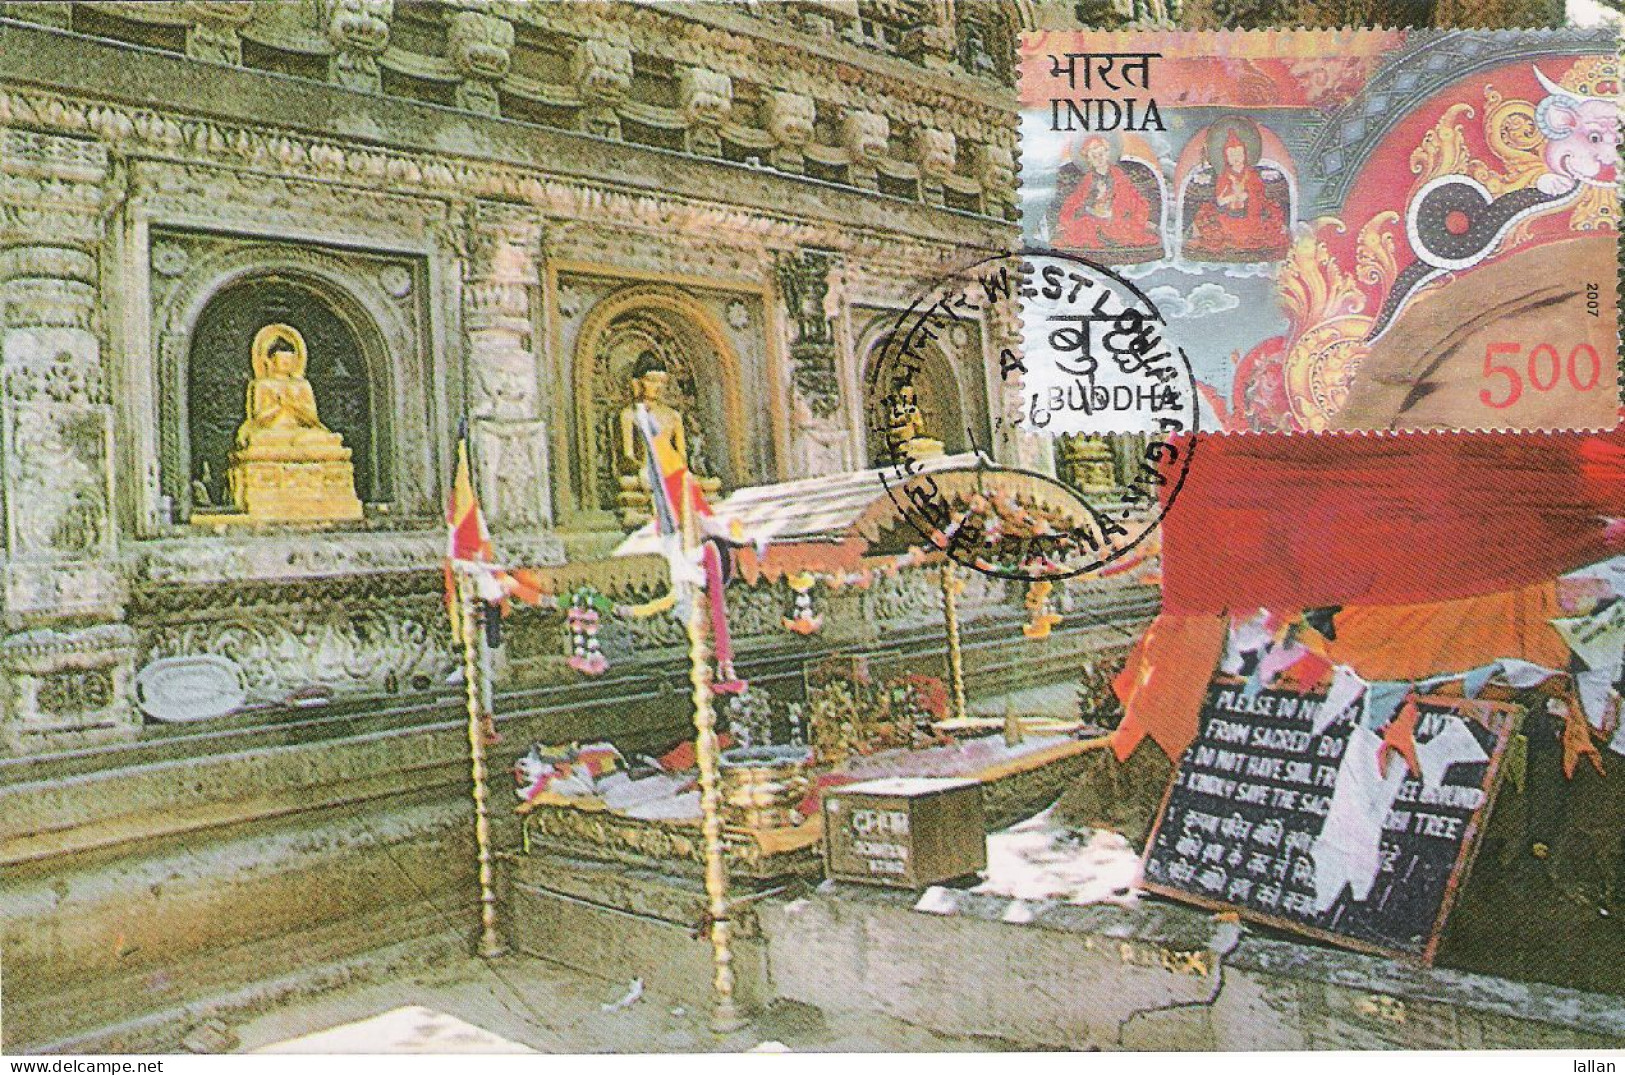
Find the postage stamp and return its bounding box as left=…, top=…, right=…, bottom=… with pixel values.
left=1018, top=29, right=1620, bottom=433
left=866, top=249, right=1196, bottom=581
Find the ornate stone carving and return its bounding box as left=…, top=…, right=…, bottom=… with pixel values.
left=449, top=9, right=514, bottom=116
left=764, top=89, right=814, bottom=145
left=842, top=109, right=890, bottom=190
left=975, top=143, right=1016, bottom=212
left=0, top=129, right=123, bottom=633
left=467, top=207, right=552, bottom=530
left=325, top=0, right=393, bottom=93
left=185, top=1, right=256, bottom=65
left=901, top=23, right=957, bottom=71
left=917, top=126, right=957, bottom=205
left=449, top=10, right=515, bottom=80
left=775, top=249, right=841, bottom=419
left=144, top=600, right=455, bottom=703
left=1, top=83, right=998, bottom=277
left=1, top=623, right=137, bottom=750
left=573, top=38, right=633, bottom=139
left=679, top=66, right=732, bottom=156
left=917, top=127, right=957, bottom=180
left=474, top=419, right=552, bottom=529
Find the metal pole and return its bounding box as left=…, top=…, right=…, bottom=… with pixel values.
left=458, top=571, right=506, bottom=959
left=682, top=483, right=744, bottom=1034
left=941, top=561, right=968, bottom=724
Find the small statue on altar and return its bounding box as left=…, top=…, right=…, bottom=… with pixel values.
left=217, top=323, right=363, bottom=523
left=1057, top=434, right=1117, bottom=496
left=883, top=384, right=944, bottom=463
left=616, top=351, right=720, bottom=530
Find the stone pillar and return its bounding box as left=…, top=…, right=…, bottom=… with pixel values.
left=775, top=249, right=848, bottom=476
left=325, top=0, right=393, bottom=94
left=0, top=129, right=136, bottom=751
left=465, top=206, right=552, bottom=533
left=449, top=10, right=514, bottom=117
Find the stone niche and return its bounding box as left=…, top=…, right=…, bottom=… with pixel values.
left=146, top=230, right=436, bottom=531
left=557, top=275, right=778, bottom=526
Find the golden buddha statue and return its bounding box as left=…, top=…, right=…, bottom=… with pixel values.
left=616, top=352, right=720, bottom=530
left=217, top=323, right=363, bottom=523
left=883, top=383, right=944, bottom=463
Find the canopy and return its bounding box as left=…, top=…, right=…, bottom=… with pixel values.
left=613, top=453, right=1100, bottom=584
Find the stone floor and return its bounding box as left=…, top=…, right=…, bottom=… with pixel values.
left=228, top=949, right=1018, bottom=1054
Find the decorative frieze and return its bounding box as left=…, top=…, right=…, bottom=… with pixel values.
left=679, top=66, right=732, bottom=156
left=468, top=206, right=552, bottom=530
left=0, top=623, right=137, bottom=751
left=916, top=126, right=957, bottom=205
left=184, top=1, right=256, bottom=65
left=776, top=249, right=842, bottom=420
left=842, top=109, right=891, bottom=191
left=764, top=90, right=816, bottom=174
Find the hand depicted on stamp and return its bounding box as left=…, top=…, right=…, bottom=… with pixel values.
left=1019, top=29, right=1621, bottom=433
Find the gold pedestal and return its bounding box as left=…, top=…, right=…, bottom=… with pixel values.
left=893, top=436, right=944, bottom=463
left=227, top=434, right=363, bottom=523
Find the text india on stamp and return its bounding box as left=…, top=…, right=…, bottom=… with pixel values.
left=1018, top=29, right=1620, bottom=434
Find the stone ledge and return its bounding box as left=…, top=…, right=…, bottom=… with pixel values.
left=1230, top=934, right=1625, bottom=1042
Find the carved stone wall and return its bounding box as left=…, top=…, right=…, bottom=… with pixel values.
left=0, top=3, right=1014, bottom=752
left=7, top=1, right=1020, bottom=220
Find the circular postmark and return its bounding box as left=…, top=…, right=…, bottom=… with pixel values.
left=866, top=248, right=1197, bottom=581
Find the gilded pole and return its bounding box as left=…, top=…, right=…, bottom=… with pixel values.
left=458, top=572, right=506, bottom=959
left=682, top=482, right=744, bottom=1034
left=940, top=561, right=968, bottom=724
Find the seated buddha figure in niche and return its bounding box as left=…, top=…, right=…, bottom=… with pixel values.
left=616, top=351, right=720, bottom=531
left=223, top=323, right=363, bottom=523
left=883, top=383, right=944, bottom=464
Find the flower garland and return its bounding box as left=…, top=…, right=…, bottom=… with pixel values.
left=566, top=586, right=613, bottom=675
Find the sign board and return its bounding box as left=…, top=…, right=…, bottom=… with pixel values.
left=1142, top=677, right=1521, bottom=963
left=824, top=777, right=985, bottom=889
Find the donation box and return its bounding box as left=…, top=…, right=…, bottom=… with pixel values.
left=823, top=777, right=986, bottom=889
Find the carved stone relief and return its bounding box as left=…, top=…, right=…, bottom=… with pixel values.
left=143, top=597, right=455, bottom=703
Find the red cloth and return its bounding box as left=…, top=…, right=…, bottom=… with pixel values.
left=1112, top=613, right=1227, bottom=762
left=1161, top=429, right=1625, bottom=614
left=1114, top=429, right=1625, bottom=762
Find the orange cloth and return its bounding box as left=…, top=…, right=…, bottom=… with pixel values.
left=1325, top=581, right=1569, bottom=682
left=1111, top=612, right=1227, bottom=762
